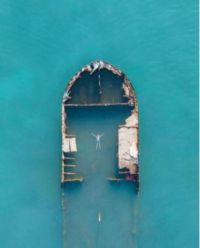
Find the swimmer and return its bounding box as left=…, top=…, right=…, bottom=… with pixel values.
left=98, top=211, right=102, bottom=222
left=91, top=133, right=104, bottom=150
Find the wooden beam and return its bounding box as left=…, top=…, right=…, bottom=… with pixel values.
left=62, top=178, right=84, bottom=183
left=64, top=103, right=131, bottom=107
left=63, top=157, right=76, bottom=160
left=63, top=172, right=76, bottom=175
left=63, top=164, right=77, bottom=167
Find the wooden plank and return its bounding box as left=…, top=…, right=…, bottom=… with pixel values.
left=62, top=138, right=70, bottom=152
left=63, top=164, right=77, bottom=167
left=63, top=172, right=76, bottom=175
left=64, top=103, right=130, bottom=107
left=62, top=177, right=84, bottom=183
left=70, top=137, right=77, bottom=152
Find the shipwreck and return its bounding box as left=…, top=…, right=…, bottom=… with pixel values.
left=61, top=60, right=139, bottom=191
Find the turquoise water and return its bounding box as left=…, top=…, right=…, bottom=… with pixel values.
left=0, top=1, right=198, bottom=248
left=63, top=106, right=137, bottom=247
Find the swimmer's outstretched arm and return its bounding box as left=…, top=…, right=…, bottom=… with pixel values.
left=100, top=133, right=104, bottom=138
left=91, top=133, right=96, bottom=138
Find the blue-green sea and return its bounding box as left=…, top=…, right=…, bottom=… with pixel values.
left=0, top=1, right=198, bottom=248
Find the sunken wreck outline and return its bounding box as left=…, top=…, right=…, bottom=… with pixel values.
left=61, top=60, right=139, bottom=191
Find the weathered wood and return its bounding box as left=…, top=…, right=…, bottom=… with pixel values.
left=63, top=164, right=77, bottom=167
left=70, top=137, right=77, bottom=152
left=62, top=136, right=77, bottom=152
left=64, top=103, right=131, bottom=107
left=118, top=125, right=138, bottom=128
left=63, top=172, right=76, bottom=175
left=118, top=111, right=139, bottom=177
left=62, top=177, right=84, bottom=183
left=61, top=60, right=139, bottom=190
left=63, top=157, right=76, bottom=160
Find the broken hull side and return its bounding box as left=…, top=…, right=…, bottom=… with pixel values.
left=61, top=60, right=139, bottom=190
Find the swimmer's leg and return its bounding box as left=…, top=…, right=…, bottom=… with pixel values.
left=96, top=141, right=101, bottom=150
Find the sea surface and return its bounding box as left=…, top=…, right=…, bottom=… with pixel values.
left=0, top=1, right=198, bottom=248
left=62, top=106, right=138, bottom=248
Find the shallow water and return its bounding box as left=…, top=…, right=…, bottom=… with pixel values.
left=63, top=106, right=137, bottom=247
left=0, top=1, right=198, bottom=248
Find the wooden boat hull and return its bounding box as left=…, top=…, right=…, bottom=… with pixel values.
left=61, top=60, right=139, bottom=191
